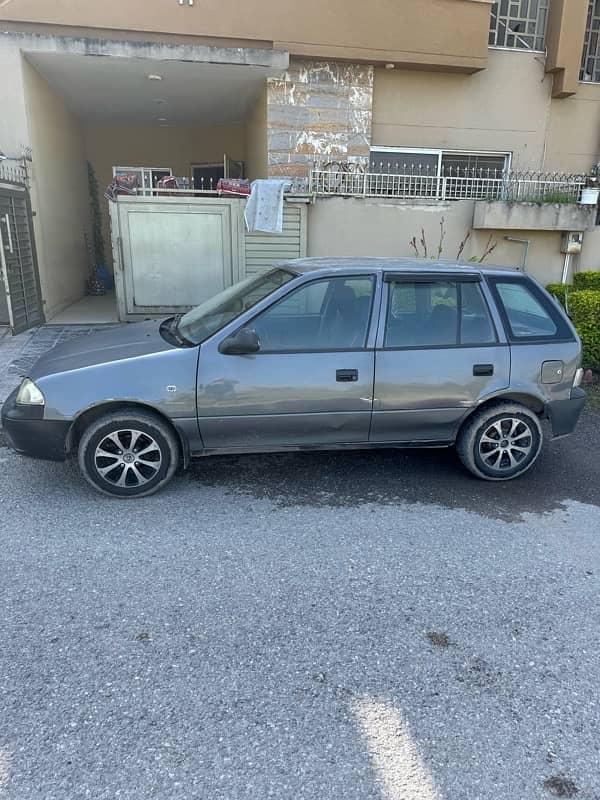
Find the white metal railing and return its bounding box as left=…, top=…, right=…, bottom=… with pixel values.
left=129, top=176, right=310, bottom=197
left=309, top=165, right=587, bottom=203
left=0, top=162, right=27, bottom=185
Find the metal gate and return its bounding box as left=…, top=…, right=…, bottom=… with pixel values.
left=110, top=195, right=308, bottom=322
left=0, top=176, right=44, bottom=334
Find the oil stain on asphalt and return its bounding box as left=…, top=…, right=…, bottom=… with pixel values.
left=189, top=410, right=600, bottom=521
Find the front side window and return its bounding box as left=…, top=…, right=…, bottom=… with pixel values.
left=493, top=280, right=559, bottom=338
left=489, top=0, right=549, bottom=51
left=178, top=269, right=296, bottom=345
left=245, top=276, right=375, bottom=352
left=385, top=280, right=496, bottom=348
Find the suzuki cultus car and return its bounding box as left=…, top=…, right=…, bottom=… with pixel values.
left=2, top=259, right=586, bottom=497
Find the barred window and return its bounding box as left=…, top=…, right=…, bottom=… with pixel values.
left=369, top=149, right=510, bottom=177
left=581, top=0, right=600, bottom=82
left=489, top=0, right=549, bottom=52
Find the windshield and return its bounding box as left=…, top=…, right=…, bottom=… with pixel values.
left=178, top=268, right=297, bottom=345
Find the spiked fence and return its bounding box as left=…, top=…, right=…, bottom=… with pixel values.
left=309, top=162, right=587, bottom=203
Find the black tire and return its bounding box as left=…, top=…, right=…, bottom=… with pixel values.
left=456, top=402, right=543, bottom=481
left=77, top=410, right=180, bottom=498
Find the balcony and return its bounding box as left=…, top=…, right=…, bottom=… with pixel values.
left=309, top=165, right=596, bottom=232
left=310, top=165, right=586, bottom=202
left=472, top=200, right=597, bottom=232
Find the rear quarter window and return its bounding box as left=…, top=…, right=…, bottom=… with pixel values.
left=488, top=277, right=573, bottom=342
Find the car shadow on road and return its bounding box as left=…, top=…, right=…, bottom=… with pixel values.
left=189, top=411, right=599, bottom=522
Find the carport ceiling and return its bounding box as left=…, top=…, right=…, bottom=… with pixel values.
left=25, top=52, right=280, bottom=124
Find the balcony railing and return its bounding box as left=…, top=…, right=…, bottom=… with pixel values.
left=309, top=164, right=587, bottom=203
left=0, top=162, right=27, bottom=186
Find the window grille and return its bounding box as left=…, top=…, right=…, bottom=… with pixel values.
left=489, top=0, right=549, bottom=51
left=581, top=0, right=600, bottom=82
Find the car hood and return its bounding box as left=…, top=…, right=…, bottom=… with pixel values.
left=30, top=320, right=178, bottom=379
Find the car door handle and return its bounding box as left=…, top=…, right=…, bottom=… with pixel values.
left=336, top=369, right=358, bottom=382
left=473, top=364, right=494, bottom=376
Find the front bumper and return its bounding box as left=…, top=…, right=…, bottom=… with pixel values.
left=1, top=388, right=70, bottom=461
left=545, top=387, right=587, bottom=438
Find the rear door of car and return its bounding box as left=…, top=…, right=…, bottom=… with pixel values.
left=370, top=271, right=510, bottom=443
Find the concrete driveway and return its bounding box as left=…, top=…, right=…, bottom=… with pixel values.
left=0, top=408, right=599, bottom=800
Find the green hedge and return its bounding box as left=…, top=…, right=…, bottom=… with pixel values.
left=546, top=284, right=568, bottom=307
left=568, top=290, right=600, bottom=370
left=573, top=271, right=600, bottom=291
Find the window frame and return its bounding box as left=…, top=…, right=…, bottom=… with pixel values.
left=488, top=0, right=549, bottom=53
left=238, top=274, right=379, bottom=355
left=485, top=276, right=575, bottom=344
left=112, top=165, right=173, bottom=195
left=580, top=0, right=600, bottom=84
left=379, top=274, right=500, bottom=351
left=369, top=147, right=512, bottom=176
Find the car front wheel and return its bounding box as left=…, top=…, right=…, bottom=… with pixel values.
left=78, top=410, right=180, bottom=498
left=457, top=402, right=543, bottom=481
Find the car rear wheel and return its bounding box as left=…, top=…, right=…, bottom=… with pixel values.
left=456, top=402, right=543, bottom=481
left=78, top=410, right=180, bottom=498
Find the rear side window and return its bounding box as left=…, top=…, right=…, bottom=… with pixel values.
left=489, top=278, right=571, bottom=341
left=385, top=279, right=496, bottom=348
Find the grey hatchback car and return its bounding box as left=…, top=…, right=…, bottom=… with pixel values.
left=2, top=258, right=586, bottom=497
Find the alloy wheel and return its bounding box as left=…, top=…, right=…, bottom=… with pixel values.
left=478, top=416, right=534, bottom=473
left=94, top=429, right=163, bottom=488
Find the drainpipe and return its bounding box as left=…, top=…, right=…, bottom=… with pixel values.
left=561, top=253, right=572, bottom=285
left=504, top=236, right=530, bottom=272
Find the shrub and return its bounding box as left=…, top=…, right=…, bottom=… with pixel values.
left=573, top=271, right=600, bottom=291
left=546, top=283, right=568, bottom=307
left=568, top=290, right=600, bottom=370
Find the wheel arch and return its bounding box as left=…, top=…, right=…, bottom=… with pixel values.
left=66, top=401, right=189, bottom=468
left=457, top=392, right=545, bottom=438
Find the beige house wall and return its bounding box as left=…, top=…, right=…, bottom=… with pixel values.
left=84, top=122, right=245, bottom=270
left=371, top=48, right=600, bottom=176
left=0, top=34, right=30, bottom=158
left=372, top=50, right=553, bottom=170
left=0, top=0, right=492, bottom=73
left=244, top=85, right=268, bottom=182
left=545, top=0, right=589, bottom=97
left=307, top=198, right=567, bottom=285
left=544, top=83, right=600, bottom=173
left=580, top=227, right=600, bottom=273
left=21, top=58, right=89, bottom=320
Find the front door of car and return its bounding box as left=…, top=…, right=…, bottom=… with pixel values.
left=370, top=274, right=510, bottom=443
left=196, top=275, right=378, bottom=450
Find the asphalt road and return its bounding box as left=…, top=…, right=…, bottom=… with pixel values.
left=0, top=411, right=599, bottom=800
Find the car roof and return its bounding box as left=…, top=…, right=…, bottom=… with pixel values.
left=280, top=257, right=521, bottom=278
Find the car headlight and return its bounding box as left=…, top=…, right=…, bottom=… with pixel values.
left=16, top=378, right=45, bottom=406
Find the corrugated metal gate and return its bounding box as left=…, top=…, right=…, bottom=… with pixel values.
left=0, top=178, right=44, bottom=334
left=243, top=203, right=307, bottom=277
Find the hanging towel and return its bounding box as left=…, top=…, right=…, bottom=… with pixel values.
left=244, top=179, right=291, bottom=234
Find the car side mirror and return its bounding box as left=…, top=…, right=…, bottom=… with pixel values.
left=219, top=328, right=261, bottom=355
